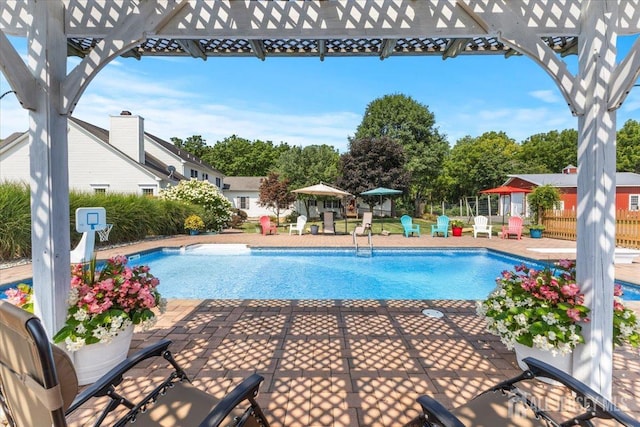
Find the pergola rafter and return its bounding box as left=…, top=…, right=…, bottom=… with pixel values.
left=1, top=0, right=640, bottom=399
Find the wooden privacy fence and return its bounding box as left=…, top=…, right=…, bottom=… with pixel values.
left=542, top=209, right=640, bottom=249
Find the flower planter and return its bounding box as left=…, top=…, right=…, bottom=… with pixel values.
left=513, top=342, right=572, bottom=384
left=72, top=324, right=134, bottom=385
left=451, top=227, right=463, bottom=237
left=529, top=229, right=543, bottom=238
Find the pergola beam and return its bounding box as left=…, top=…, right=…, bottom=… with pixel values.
left=249, top=40, right=266, bottom=61
left=177, top=40, right=207, bottom=60
left=608, top=36, right=640, bottom=111
left=62, top=1, right=183, bottom=114
left=443, top=38, right=471, bottom=59
left=318, top=39, right=326, bottom=61
left=0, top=29, right=37, bottom=110
left=379, top=39, right=397, bottom=60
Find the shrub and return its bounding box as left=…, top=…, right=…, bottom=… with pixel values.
left=229, top=208, right=248, bottom=229
left=184, top=214, right=205, bottom=231
left=160, top=179, right=232, bottom=232
left=0, top=182, right=203, bottom=260
left=0, top=182, right=31, bottom=259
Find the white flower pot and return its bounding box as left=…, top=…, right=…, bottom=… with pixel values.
left=513, top=342, right=573, bottom=385
left=72, top=324, right=134, bottom=385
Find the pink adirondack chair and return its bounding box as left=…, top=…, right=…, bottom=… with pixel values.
left=501, top=216, right=523, bottom=239
left=260, top=215, right=278, bottom=235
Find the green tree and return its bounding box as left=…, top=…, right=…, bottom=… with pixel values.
left=275, top=144, right=340, bottom=217
left=203, top=135, right=291, bottom=176
left=354, top=94, right=449, bottom=216
left=617, top=119, right=640, bottom=173
left=444, top=132, right=522, bottom=200
left=170, top=135, right=210, bottom=159
left=528, top=184, right=561, bottom=225
left=337, top=136, right=409, bottom=211
left=258, top=172, right=296, bottom=224
left=518, top=129, right=578, bottom=173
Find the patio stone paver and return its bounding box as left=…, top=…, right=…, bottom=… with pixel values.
left=63, top=298, right=640, bottom=427
left=2, top=230, right=639, bottom=426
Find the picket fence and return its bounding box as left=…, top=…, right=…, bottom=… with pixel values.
left=542, top=209, right=640, bottom=249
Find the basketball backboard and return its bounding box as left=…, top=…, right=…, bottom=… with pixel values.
left=75, top=207, right=107, bottom=232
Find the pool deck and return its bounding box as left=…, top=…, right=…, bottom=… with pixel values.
left=2, top=231, right=640, bottom=426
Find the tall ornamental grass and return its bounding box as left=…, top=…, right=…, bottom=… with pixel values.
left=0, top=182, right=32, bottom=260
left=0, top=183, right=200, bottom=261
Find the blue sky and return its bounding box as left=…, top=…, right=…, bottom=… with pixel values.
left=1, top=36, right=639, bottom=153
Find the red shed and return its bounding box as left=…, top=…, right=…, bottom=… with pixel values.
left=505, top=167, right=640, bottom=212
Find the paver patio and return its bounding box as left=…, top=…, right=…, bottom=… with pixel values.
left=2, top=231, right=639, bottom=426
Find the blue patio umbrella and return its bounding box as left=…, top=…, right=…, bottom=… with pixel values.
left=359, top=187, right=403, bottom=231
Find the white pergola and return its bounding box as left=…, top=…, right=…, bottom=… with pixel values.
left=2, top=0, right=639, bottom=398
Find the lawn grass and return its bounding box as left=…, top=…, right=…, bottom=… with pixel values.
left=245, top=216, right=435, bottom=235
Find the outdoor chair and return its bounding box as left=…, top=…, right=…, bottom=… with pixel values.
left=409, top=357, right=640, bottom=427
left=289, top=215, right=307, bottom=235
left=352, top=211, right=373, bottom=244
left=501, top=216, right=523, bottom=240
left=0, top=300, right=271, bottom=427
left=472, top=215, right=493, bottom=239
left=400, top=215, right=420, bottom=237
left=431, top=215, right=450, bottom=237
left=322, top=211, right=336, bottom=234
left=260, top=215, right=278, bottom=235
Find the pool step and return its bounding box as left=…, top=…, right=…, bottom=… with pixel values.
left=354, top=231, right=373, bottom=256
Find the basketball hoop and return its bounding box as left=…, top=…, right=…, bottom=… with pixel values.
left=97, top=224, right=113, bottom=242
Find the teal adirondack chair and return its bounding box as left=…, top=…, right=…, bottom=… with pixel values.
left=431, top=215, right=450, bottom=237
left=400, top=215, right=420, bottom=237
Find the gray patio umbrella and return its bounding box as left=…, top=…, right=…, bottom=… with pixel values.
left=359, top=187, right=403, bottom=231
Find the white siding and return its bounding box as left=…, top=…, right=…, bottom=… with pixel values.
left=144, top=138, right=183, bottom=173
left=0, top=135, right=30, bottom=182
left=144, top=137, right=224, bottom=188
left=109, top=114, right=144, bottom=164
left=224, top=190, right=293, bottom=219
left=0, top=124, right=161, bottom=196
left=68, top=125, right=160, bottom=195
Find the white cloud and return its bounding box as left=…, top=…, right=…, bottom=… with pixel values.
left=529, top=89, right=562, bottom=103
left=1, top=64, right=360, bottom=153
left=441, top=105, right=577, bottom=144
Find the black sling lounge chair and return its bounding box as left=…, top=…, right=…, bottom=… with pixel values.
left=409, top=357, right=639, bottom=427
left=0, top=300, right=270, bottom=427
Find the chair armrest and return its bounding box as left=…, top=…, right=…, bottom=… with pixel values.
left=198, top=374, right=265, bottom=427
left=416, top=395, right=466, bottom=427
left=66, top=339, right=173, bottom=414
left=522, top=357, right=640, bottom=427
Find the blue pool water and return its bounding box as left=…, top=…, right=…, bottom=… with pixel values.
left=122, top=245, right=640, bottom=300
left=4, top=246, right=639, bottom=300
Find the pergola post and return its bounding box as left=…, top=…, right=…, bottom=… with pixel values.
left=27, top=0, right=71, bottom=337
left=572, top=0, right=617, bottom=398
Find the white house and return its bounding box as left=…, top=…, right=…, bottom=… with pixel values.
left=0, top=111, right=224, bottom=196
left=223, top=176, right=294, bottom=219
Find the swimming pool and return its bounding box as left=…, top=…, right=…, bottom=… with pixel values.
left=3, top=245, right=639, bottom=300
left=125, top=245, right=640, bottom=300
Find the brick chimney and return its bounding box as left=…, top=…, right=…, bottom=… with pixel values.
left=109, top=111, right=145, bottom=164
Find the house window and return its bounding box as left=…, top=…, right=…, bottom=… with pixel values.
left=239, top=197, right=250, bottom=209
left=308, top=199, right=317, bottom=207
left=90, top=184, right=109, bottom=194
left=141, top=188, right=155, bottom=197
left=215, top=177, right=221, bottom=187
left=202, top=173, right=209, bottom=181
left=190, top=169, right=198, bottom=178
left=323, top=200, right=341, bottom=209
left=630, top=195, right=639, bottom=211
